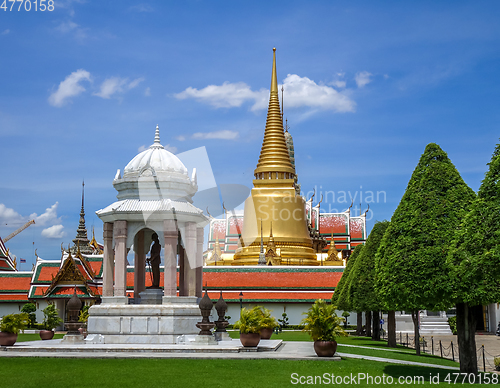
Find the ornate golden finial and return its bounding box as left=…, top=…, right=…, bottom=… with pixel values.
left=254, top=48, right=295, bottom=181
left=13, top=256, right=17, bottom=269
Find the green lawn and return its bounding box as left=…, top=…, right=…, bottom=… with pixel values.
left=0, top=357, right=478, bottom=388
left=16, top=333, right=64, bottom=342
left=228, top=331, right=458, bottom=367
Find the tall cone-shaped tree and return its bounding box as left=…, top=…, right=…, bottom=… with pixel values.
left=447, top=141, right=500, bottom=374
left=350, top=221, right=390, bottom=342
left=376, top=143, right=475, bottom=356
left=332, top=244, right=363, bottom=334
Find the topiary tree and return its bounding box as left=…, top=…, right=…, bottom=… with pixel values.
left=21, top=302, right=37, bottom=328
left=332, top=244, right=363, bottom=335
left=446, top=141, right=500, bottom=373
left=350, top=221, right=389, bottom=342
left=376, top=143, right=475, bottom=355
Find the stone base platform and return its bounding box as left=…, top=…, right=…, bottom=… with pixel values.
left=87, top=297, right=201, bottom=344
left=0, top=338, right=283, bottom=355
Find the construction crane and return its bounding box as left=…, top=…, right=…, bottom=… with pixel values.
left=4, top=220, right=35, bottom=242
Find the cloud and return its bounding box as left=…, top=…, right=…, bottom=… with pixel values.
left=0, top=204, right=24, bottom=225
left=1, top=29, right=10, bottom=35
left=48, top=69, right=91, bottom=107
left=281, top=74, right=355, bottom=112
left=175, top=82, right=268, bottom=111
left=30, top=202, right=62, bottom=227
left=176, top=135, right=186, bottom=141
left=41, top=225, right=66, bottom=239
left=138, top=145, right=148, bottom=153
left=94, top=77, right=144, bottom=99
left=144, top=87, right=151, bottom=96
left=355, top=71, right=372, bottom=88
left=164, top=144, right=178, bottom=153
left=129, top=3, right=154, bottom=12
left=55, top=20, right=87, bottom=40
left=175, top=74, right=356, bottom=113
left=192, top=130, right=239, bottom=140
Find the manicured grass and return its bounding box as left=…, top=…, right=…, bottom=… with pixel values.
left=16, top=333, right=64, bottom=342
left=229, top=331, right=458, bottom=367
left=0, top=357, right=474, bottom=387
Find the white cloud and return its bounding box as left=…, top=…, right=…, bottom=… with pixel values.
left=129, top=3, right=154, bottom=12
left=144, top=87, right=151, bottom=96
left=164, top=144, right=178, bottom=153
left=138, top=145, right=148, bottom=153
left=48, top=69, right=91, bottom=107
left=176, top=135, right=186, bottom=141
left=175, top=82, right=268, bottom=111
left=1, top=29, right=10, bottom=35
left=281, top=74, right=355, bottom=112
left=30, top=202, right=62, bottom=227
left=329, top=80, right=346, bottom=88
left=175, top=74, right=356, bottom=113
left=355, top=71, right=372, bottom=88
left=41, top=225, right=66, bottom=239
left=0, top=204, right=24, bottom=225
left=192, top=130, right=239, bottom=140
left=94, top=77, right=144, bottom=99
left=55, top=20, right=87, bottom=40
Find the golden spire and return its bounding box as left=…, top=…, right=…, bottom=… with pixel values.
left=254, top=48, right=295, bottom=179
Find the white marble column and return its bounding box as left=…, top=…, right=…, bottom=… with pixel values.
left=196, top=227, right=204, bottom=298
left=134, top=229, right=146, bottom=298
left=163, top=220, right=177, bottom=297
left=113, top=220, right=128, bottom=297
left=185, top=222, right=197, bottom=297
left=102, top=222, right=114, bottom=297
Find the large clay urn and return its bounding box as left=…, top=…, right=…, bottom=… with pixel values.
left=313, top=340, right=338, bottom=357
left=260, top=327, right=273, bottom=340
left=0, top=332, right=18, bottom=346
left=240, top=333, right=261, bottom=347
left=39, top=330, right=55, bottom=340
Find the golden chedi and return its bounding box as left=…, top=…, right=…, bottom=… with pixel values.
left=232, top=48, right=318, bottom=266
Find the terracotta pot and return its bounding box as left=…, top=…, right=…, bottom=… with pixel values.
left=260, top=327, right=273, bottom=340
left=314, top=340, right=338, bottom=357
left=39, top=330, right=54, bottom=340
left=240, top=332, right=261, bottom=347
left=78, top=327, right=87, bottom=338
left=0, top=332, right=18, bottom=346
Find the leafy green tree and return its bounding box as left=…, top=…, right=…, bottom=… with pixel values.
left=350, top=221, right=389, bottom=342
left=376, top=143, right=475, bottom=355
left=21, top=302, right=36, bottom=328
left=332, top=244, right=363, bottom=334
left=447, top=142, right=500, bottom=373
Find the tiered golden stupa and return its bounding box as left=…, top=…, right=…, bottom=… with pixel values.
left=232, top=48, right=318, bottom=266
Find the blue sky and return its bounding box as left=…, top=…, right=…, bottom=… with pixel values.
left=1, top=0, right=499, bottom=268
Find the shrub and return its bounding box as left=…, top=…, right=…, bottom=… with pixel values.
left=21, top=303, right=37, bottom=328
left=42, top=304, right=63, bottom=330
left=258, top=307, right=279, bottom=329
left=79, top=305, right=90, bottom=324
left=448, top=316, right=457, bottom=335
left=234, top=307, right=263, bottom=334
left=301, top=300, right=347, bottom=342
left=0, top=313, right=29, bottom=334
left=278, top=312, right=289, bottom=329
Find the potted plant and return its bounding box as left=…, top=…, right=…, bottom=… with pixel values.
left=258, top=307, right=278, bottom=340
left=234, top=306, right=263, bottom=347
left=78, top=305, right=90, bottom=338
left=301, top=299, right=347, bottom=357
left=40, top=304, right=63, bottom=340
left=0, top=313, right=29, bottom=346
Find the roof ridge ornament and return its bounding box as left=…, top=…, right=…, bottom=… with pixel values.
left=150, top=124, right=165, bottom=150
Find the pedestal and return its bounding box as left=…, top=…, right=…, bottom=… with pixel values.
left=62, top=334, right=85, bottom=344
left=214, top=332, right=231, bottom=341
left=194, top=335, right=217, bottom=344
left=139, top=289, right=163, bottom=304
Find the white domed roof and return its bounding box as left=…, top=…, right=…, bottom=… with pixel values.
left=124, top=126, right=187, bottom=176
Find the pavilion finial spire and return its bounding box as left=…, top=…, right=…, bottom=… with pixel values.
left=150, top=124, right=164, bottom=150
left=254, top=48, right=295, bottom=181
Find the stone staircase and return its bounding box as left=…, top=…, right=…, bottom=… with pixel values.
left=419, top=315, right=452, bottom=334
